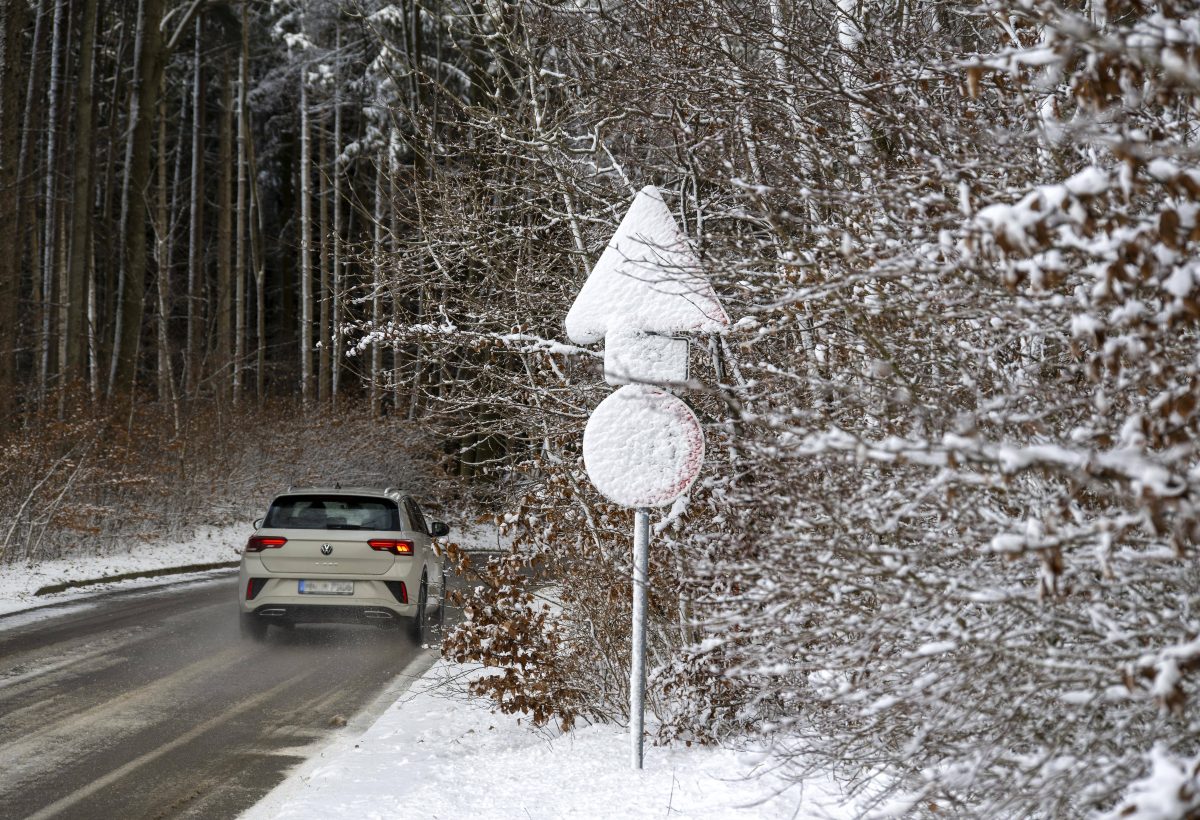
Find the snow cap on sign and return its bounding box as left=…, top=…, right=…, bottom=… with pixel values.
left=565, top=186, right=730, bottom=345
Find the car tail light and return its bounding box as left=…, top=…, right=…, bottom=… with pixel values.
left=245, top=535, right=287, bottom=552
left=246, top=578, right=268, bottom=600
left=368, top=539, right=413, bottom=555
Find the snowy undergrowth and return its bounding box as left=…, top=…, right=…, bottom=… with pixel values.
left=243, top=658, right=851, bottom=820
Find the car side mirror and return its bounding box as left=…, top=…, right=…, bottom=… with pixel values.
left=429, top=521, right=449, bottom=538
left=254, top=517, right=264, bottom=530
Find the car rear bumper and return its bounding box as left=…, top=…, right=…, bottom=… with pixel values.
left=245, top=603, right=409, bottom=625
left=239, top=567, right=420, bottom=612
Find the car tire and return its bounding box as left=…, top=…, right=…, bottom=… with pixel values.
left=407, top=575, right=428, bottom=645
left=240, top=614, right=269, bottom=642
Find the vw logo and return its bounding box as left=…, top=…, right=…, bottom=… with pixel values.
left=320, top=544, right=334, bottom=555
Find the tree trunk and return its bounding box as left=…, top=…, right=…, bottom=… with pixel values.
left=389, top=151, right=402, bottom=413
left=185, top=16, right=204, bottom=395
left=234, top=0, right=249, bottom=405
left=110, top=0, right=168, bottom=399
left=216, top=51, right=233, bottom=402
left=298, top=60, right=312, bottom=408
left=13, top=0, right=47, bottom=406
left=331, top=29, right=342, bottom=406
left=318, top=114, right=330, bottom=405
left=39, top=0, right=66, bottom=399
left=64, top=0, right=99, bottom=388
left=371, top=162, right=383, bottom=416
left=155, top=95, right=179, bottom=430
left=0, top=0, right=27, bottom=427
left=244, top=67, right=266, bottom=403
left=96, top=11, right=128, bottom=384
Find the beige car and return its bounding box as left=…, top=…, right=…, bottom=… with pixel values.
left=238, top=487, right=448, bottom=641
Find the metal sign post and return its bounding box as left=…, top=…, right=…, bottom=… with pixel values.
left=631, top=507, right=650, bottom=769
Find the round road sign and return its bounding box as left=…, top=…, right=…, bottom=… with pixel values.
left=582, top=385, right=705, bottom=508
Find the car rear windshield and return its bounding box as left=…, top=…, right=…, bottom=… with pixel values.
left=264, top=495, right=400, bottom=530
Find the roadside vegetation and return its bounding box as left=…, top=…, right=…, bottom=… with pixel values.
left=0, top=396, right=442, bottom=565
left=2, top=0, right=1199, bottom=816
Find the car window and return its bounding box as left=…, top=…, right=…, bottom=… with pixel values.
left=264, top=496, right=400, bottom=530
left=405, top=499, right=429, bottom=535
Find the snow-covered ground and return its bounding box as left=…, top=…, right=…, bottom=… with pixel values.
left=244, top=658, right=848, bottom=820
left=0, top=523, right=247, bottom=617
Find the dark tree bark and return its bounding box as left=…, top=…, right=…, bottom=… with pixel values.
left=216, top=51, right=233, bottom=401
left=234, top=0, right=249, bottom=405
left=298, top=59, right=312, bottom=408
left=185, top=16, right=204, bottom=395
left=110, top=0, right=167, bottom=399
left=318, top=115, right=330, bottom=405
left=39, top=0, right=66, bottom=397
left=0, top=0, right=28, bottom=427
left=64, top=0, right=100, bottom=387
left=155, top=94, right=179, bottom=430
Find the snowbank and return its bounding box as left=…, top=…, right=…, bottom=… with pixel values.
left=243, top=659, right=847, bottom=820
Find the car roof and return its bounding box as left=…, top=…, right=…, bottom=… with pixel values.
left=273, top=486, right=408, bottom=501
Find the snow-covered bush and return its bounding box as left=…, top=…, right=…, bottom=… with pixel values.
left=1102, top=745, right=1200, bottom=820
left=358, top=0, right=1200, bottom=814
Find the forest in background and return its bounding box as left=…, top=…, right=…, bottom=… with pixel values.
left=4, top=0, right=1200, bottom=816
left=0, top=0, right=465, bottom=417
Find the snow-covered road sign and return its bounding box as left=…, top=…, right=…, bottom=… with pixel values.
left=566, top=185, right=729, bottom=386
left=565, top=184, right=729, bottom=771
left=583, top=385, right=706, bottom=508
left=602, top=329, right=690, bottom=387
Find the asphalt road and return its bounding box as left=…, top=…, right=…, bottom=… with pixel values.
left=0, top=573, right=437, bottom=820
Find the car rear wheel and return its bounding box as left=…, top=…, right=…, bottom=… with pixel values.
left=240, top=614, right=269, bottom=641
left=407, top=575, right=428, bottom=644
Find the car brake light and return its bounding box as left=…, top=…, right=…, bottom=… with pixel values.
left=245, top=535, right=287, bottom=552
left=368, top=539, right=413, bottom=555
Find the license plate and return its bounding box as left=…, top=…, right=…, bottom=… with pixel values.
left=298, top=580, right=354, bottom=595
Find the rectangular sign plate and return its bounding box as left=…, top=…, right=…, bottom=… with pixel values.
left=604, top=331, right=690, bottom=386
left=298, top=579, right=354, bottom=595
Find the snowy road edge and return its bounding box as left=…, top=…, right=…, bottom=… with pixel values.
left=239, top=649, right=440, bottom=820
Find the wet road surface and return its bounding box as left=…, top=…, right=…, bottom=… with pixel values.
left=0, top=574, right=435, bottom=819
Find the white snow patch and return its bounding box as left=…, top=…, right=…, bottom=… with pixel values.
left=1064, top=166, right=1110, bottom=196
left=913, top=641, right=956, bottom=657
left=1100, top=744, right=1200, bottom=820
left=446, top=521, right=516, bottom=553
left=243, top=659, right=851, bottom=820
